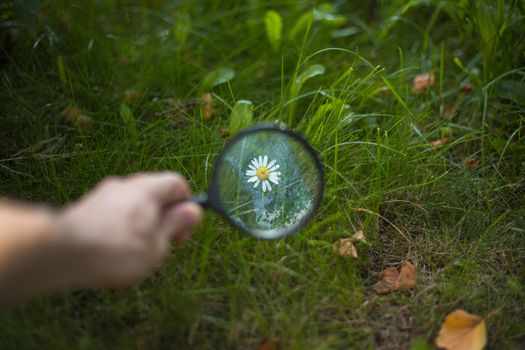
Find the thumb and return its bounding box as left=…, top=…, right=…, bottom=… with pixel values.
left=159, top=202, right=202, bottom=243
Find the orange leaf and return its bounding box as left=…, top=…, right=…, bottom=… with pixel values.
left=373, top=267, right=399, bottom=294
left=256, top=339, right=281, bottom=350
left=465, top=159, right=480, bottom=169
left=435, top=310, right=487, bottom=350
left=333, top=238, right=358, bottom=258
left=411, top=72, right=435, bottom=93
left=373, top=262, right=417, bottom=294
left=460, top=83, right=473, bottom=95
left=396, top=261, right=416, bottom=291
left=442, top=105, right=456, bottom=119
left=431, top=136, right=450, bottom=149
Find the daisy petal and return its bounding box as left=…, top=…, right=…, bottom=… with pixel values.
left=265, top=180, right=272, bottom=192
left=262, top=155, right=268, bottom=167
left=269, top=173, right=279, bottom=184
left=267, top=160, right=276, bottom=169
left=251, top=158, right=259, bottom=168
left=254, top=179, right=260, bottom=188
left=247, top=176, right=258, bottom=183
left=268, top=164, right=280, bottom=172
left=246, top=169, right=256, bottom=176
left=249, top=164, right=257, bottom=171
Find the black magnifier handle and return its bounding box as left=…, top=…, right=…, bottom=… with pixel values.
left=191, top=193, right=210, bottom=208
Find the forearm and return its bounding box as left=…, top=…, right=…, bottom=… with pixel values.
left=0, top=201, right=74, bottom=306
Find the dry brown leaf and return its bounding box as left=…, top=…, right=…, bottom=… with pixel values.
left=373, top=261, right=417, bottom=294
left=123, top=90, right=141, bottom=102
left=465, top=159, right=480, bottom=169
left=61, top=106, right=93, bottom=131
left=333, top=238, right=358, bottom=258
left=256, top=339, right=281, bottom=350
left=411, top=72, right=435, bottom=93
left=431, top=136, right=450, bottom=149
left=435, top=309, right=487, bottom=350
left=396, top=261, right=417, bottom=291
left=373, top=267, right=399, bottom=294
left=460, top=83, right=473, bottom=95
left=351, top=229, right=365, bottom=242
left=219, top=128, right=230, bottom=138
left=333, top=230, right=365, bottom=259
left=200, top=93, right=215, bottom=119
left=442, top=105, right=456, bottom=119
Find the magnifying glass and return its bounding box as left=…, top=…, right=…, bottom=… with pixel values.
left=192, top=124, right=324, bottom=239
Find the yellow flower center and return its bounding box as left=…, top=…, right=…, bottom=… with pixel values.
left=256, top=167, right=269, bottom=180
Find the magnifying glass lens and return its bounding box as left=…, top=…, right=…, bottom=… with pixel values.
left=213, top=128, right=323, bottom=239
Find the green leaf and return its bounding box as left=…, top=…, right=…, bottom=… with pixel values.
left=119, top=103, right=137, bottom=137
left=228, top=100, right=253, bottom=135
left=288, top=64, right=325, bottom=123
left=331, top=26, right=359, bottom=38
left=313, top=4, right=346, bottom=26
left=296, top=64, right=325, bottom=86
left=56, top=56, right=67, bottom=87
left=264, top=10, right=282, bottom=52
left=173, top=13, right=191, bottom=48
left=496, top=79, right=525, bottom=106
left=289, top=4, right=345, bottom=40
left=201, top=67, right=235, bottom=91
left=289, top=12, right=314, bottom=40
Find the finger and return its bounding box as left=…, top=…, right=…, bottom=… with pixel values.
left=160, top=202, right=202, bottom=242
left=130, top=172, right=191, bottom=205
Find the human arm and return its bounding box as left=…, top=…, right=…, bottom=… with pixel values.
left=0, top=173, right=202, bottom=306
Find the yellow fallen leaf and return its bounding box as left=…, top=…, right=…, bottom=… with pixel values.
left=219, top=128, right=230, bottom=139
left=200, top=93, right=215, bottom=119
left=61, top=106, right=93, bottom=131
left=351, top=229, right=365, bottom=242
left=431, top=136, right=450, bottom=149
left=123, top=90, right=141, bottom=102
left=333, top=230, right=366, bottom=259
left=396, top=261, right=416, bottom=291
left=373, top=261, right=417, bottom=294
left=333, top=238, right=358, bottom=258
left=435, top=309, right=487, bottom=350
left=411, top=72, right=435, bottom=93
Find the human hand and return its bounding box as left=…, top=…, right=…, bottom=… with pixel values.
left=56, top=173, right=202, bottom=288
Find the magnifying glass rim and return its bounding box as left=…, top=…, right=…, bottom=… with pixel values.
left=207, top=124, right=324, bottom=239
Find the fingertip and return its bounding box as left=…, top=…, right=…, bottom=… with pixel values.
left=170, top=202, right=203, bottom=227
left=162, top=202, right=202, bottom=242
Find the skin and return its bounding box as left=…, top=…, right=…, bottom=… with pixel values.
left=0, top=172, right=202, bottom=307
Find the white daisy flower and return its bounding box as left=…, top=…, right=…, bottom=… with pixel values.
left=245, top=155, right=281, bottom=192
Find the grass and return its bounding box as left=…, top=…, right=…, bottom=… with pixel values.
left=1, top=0, right=525, bottom=348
